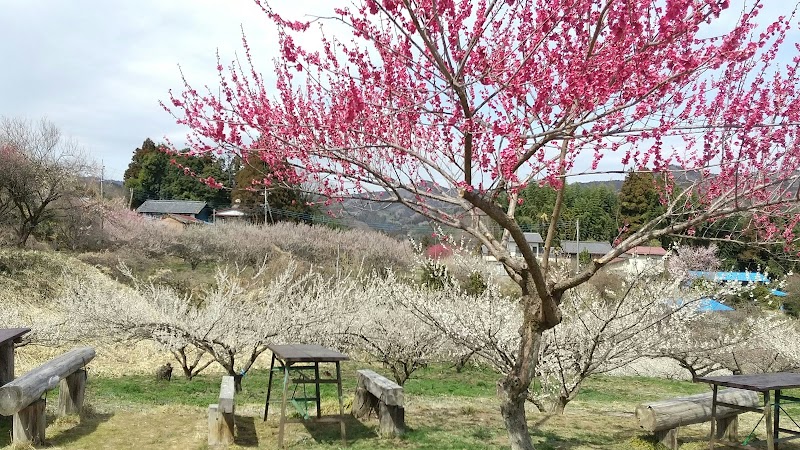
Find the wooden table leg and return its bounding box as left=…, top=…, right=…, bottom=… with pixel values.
left=710, top=384, right=718, bottom=450
left=278, top=363, right=290, bottom=448
left=775, top=390, right=781, bottom=450
left=263, top=354, right=276, bottom=421
left=336, top=361, right=346, bottom=446
left=0, top=340, right=14, bottom=386
left=314, top=362, right=322, bottom=419
left=765, top=390, right=775, bottom=450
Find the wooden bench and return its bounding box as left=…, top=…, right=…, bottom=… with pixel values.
left=0, top=346, right=95, bottom=445
left=208, top=375, right=236, bottom=447
left=352, top=369, right=405, bottom=436
left=635, top=388, right=760, bottom=449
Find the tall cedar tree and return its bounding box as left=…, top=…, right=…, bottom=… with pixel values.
left=124, top=139, right=230, bottom=209
left=164, top=2, right=800, bottom=448
left=618, top=171, right=664, bottom=241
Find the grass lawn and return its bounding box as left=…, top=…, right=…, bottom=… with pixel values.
left=2, top=363, right=800, bottom=449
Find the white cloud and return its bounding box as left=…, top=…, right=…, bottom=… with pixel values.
left=0, top=0, right=332, bottom=179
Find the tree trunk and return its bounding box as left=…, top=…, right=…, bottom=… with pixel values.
left=500, top=381, right=535, bottom=450
left=454, top=350, right=476, bottom=373
left=549, top=396, right=568, bottom=415
left=15, top=227, right=32, bottom=248
left=499, top=310, right=543, bottom=450
left=233, top=373, right=243, bottom=393
left=182, top=366, right=194, bottom=380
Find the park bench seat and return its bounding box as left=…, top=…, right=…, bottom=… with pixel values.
left=208, top=375, right=236, bottom=447
left=0, top=346, right=95, bottom=445
left=352, top=369, right=405, bottom=436
left=635, top=388, right=760, bottom=449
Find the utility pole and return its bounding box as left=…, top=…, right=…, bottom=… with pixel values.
left=128, top=188, right=134, bottom=210
left=264, top=189, right=274, bottom=224
left=99, top=161, right=105, bottom=230
left=575, top=218, right=580, bottom=273
left=99, top=160, right=104, bottom=199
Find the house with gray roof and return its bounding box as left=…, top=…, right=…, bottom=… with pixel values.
left=560, top=240, right=613, bottom=259
left=483, top=232, right=545, bottom=259
left=136, top=200, right=212, bottom=222
left=508, top=232, right=545, bottom=257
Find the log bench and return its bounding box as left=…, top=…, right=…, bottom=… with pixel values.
left=0, top=346, right=95, bottom=446
left=208, top=375, right=236, bottom=447
left=352, top=369, right=405, bottom=436
left=635, top=388, right=760, bottom=449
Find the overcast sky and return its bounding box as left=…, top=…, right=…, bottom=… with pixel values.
left=0, top=0, right=332, bottom=180
left=0, top=1, right=793, bottom=181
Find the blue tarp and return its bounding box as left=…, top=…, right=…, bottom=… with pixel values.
left=697, top=298, right=735, bottom=312
left=674, top=298, right=735, bottom=312
left=771, top=289, right=788, bottom=297
left=689, top=271, right=770, bottom=282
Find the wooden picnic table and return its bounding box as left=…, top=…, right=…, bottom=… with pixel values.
left=263, top=344, right=349, bottom=448
left=0, top=327, right=31, bottom=386
left=697, top=372, right=800, bottom=449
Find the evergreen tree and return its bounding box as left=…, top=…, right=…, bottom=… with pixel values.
left=517, top=182, right=618, bottom=242
left=123, top=139, right=231, bottom=208
left=617, top=171, right=663, bottom=240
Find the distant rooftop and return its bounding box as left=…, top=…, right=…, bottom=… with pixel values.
left=561, top=240, right=613, bottom=255
left=137, top=200, right=208, bottom=215
left=626, top=246, right=667, bottom=256
left=523, top=232, right=544, bottom=244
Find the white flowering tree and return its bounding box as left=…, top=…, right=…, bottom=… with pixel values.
left=399, top=273, right=522, bottom=376
left=401, top=246, right=775, bottom=414
left=55, top=261, right=356, bottom=390
left=657, top=309, right=799, bottom=379
left=339, top=272, right=451, bottom=385
left=533, top=264, right=729, bottom=413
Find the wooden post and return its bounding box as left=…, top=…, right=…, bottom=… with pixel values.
left=58, top=369, right=87, bottom=416
left=218, top=376, right=235, bottom=416
left=336, top=361, right=346, bottom=445
left=263, top=354, right=275, bottom=421
left=710, top=384, right=718, bottom=450
left=0, top=340, right=14, bottom=387
left=314, top=362, right=322, bottom=419
left=765, top=391, right=775, bottom=450
left=208, top=404, right=234, bottom=447
left=378, top=401, right=405, bottom=436
left=716, top=416, right=738, bottom=442
left=278, top=364, right=289, bottom=448
left=653, top=429, right=678, bottom=450
left=208, top=376, right=236, bottom=447
left=12, top=398, right=46, bottom=445
left=352, top=385, right=377, bottom=418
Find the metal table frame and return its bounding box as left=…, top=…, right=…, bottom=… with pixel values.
left=697, top=373, right=800, bottom=450
left=263, top=344, right=349, bottom=448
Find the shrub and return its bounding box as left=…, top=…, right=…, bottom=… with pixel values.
left=464, top=271, right=487, bottom=297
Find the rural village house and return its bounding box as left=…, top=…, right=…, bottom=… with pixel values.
left=136, top=200, right=213, bottom=222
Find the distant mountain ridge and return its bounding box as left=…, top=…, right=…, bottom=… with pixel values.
left=328, top=178, right=629, bottom=236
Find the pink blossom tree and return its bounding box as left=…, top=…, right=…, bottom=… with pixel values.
left=164, top=1, right=800, bottom=448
